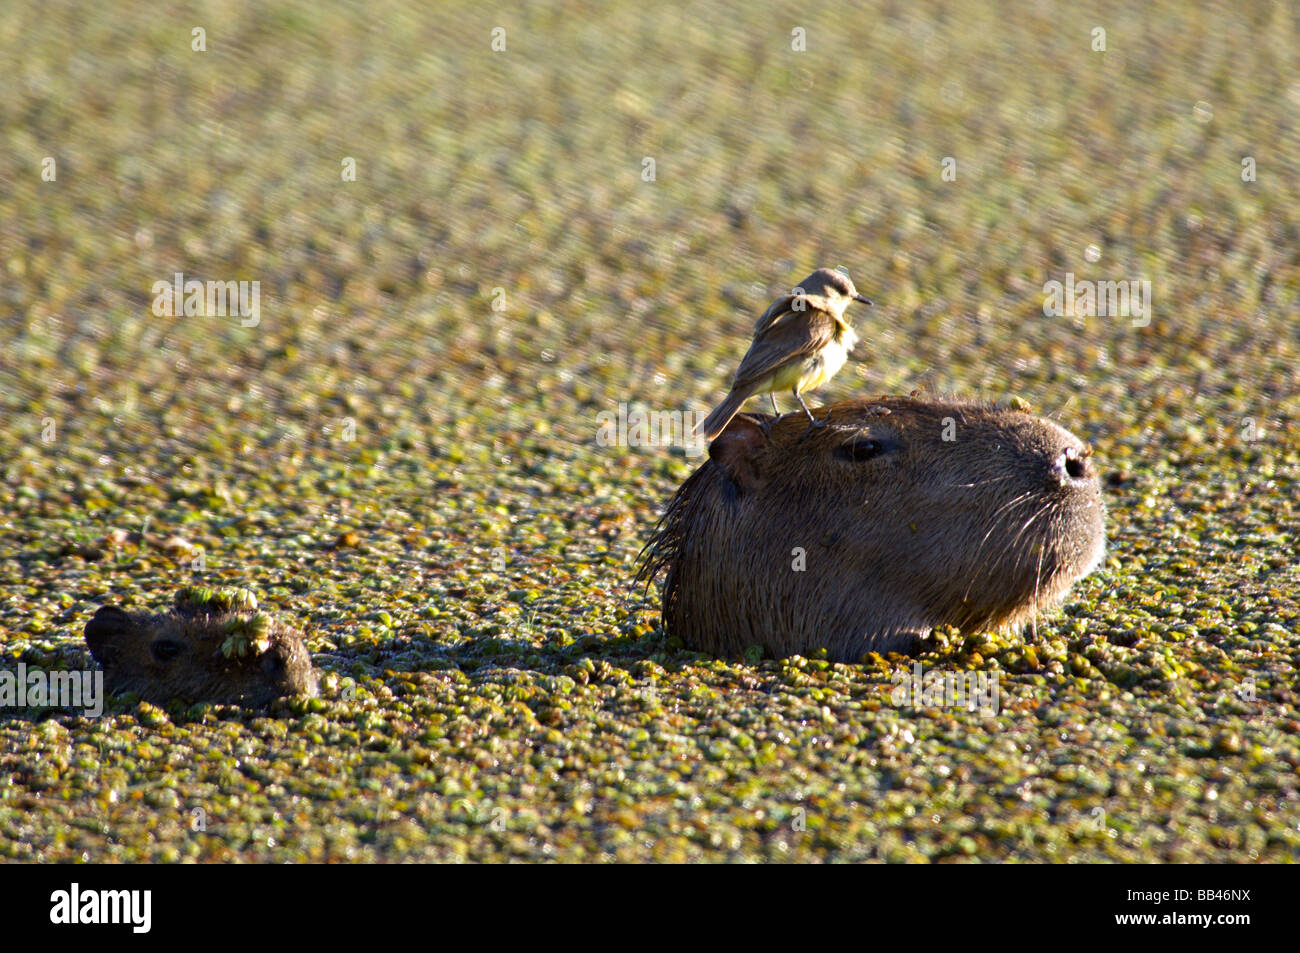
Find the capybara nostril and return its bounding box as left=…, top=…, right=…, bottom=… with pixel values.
left=262, top=651, right=287, bottom=678
left=1052, top=445, right=1091, bottom=484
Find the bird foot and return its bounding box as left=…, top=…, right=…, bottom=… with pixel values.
left=797, top=408, right=831, bottom=440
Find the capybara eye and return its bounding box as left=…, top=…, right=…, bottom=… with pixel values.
left=150, top=640, right=183, bottom=663
left=836, top=437, right=887, bottom=462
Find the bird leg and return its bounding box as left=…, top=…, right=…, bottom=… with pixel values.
left=795, top=389, right=828, bottom=438
left=749, top=392, right=780, bottom=435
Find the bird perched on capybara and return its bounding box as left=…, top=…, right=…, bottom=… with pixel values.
left=84, top=587, right=318, bottom=706
left=695, top=268, right=873, bottom=440
left=640, top=396, right=1105, bottom=661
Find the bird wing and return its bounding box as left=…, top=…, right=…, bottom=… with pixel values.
left=752, top=292, right=834, bottom=334
left=731, top=304, right=837, bottom=390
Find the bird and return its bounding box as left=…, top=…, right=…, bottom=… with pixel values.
left=695, top=268, right=872, bottom=440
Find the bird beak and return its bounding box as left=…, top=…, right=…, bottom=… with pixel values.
left=853, top=294, right=873, bottom=306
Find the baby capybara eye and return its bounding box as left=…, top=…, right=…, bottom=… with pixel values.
left=150, top=640, right=183, bottom=663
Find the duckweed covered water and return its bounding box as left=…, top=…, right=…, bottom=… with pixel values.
left=0, top=0, right=1297, bottom=861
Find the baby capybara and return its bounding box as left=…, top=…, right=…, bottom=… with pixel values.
left=638, top=396, right=1105, bottom=661
left=85, top=587, right=318, bottom=706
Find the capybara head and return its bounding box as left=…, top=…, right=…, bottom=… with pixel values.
left=638, top=396, right=1106, bottom=661
left=85, top=587, right=318, bottom=707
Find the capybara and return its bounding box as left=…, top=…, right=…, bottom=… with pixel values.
left=638, top=396, right=1105, bottom=660
left=85, top=587, right=318, bottom=706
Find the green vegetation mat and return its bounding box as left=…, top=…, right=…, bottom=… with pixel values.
left=0, top=0, right=1296, bottom=861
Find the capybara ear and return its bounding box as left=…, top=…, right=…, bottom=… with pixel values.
left=85, top=605, right=133, bottom=664
left=709, top=414, right=768, bottom=493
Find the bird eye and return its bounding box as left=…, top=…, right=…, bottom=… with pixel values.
left=836, top=437, right=888, bottom=462
left=150, top=640, right=183, bottom=663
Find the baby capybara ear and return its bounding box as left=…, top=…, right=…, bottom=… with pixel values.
left=85, top=605, right=133, bottom=665
left=709, top=415, right=768, bottom=493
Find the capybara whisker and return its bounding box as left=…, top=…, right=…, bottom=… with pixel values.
left=962, top=490, right=1040, bottom=599
left=945, top=473, right=1018, bottom=490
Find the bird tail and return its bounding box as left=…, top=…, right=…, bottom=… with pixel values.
left=695, top=391, right=749, bottom=441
